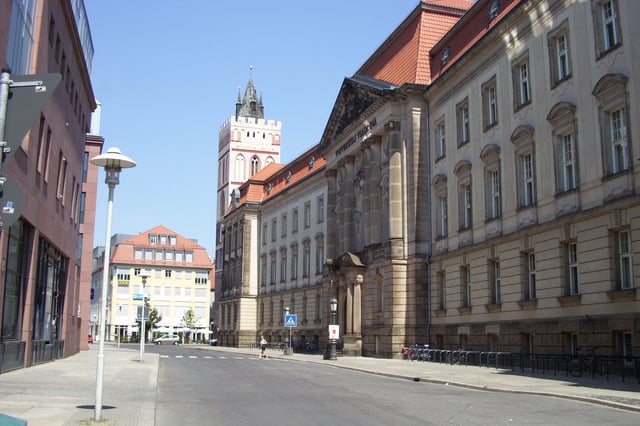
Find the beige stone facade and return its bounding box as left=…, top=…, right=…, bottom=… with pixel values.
left=426, top=0, right=640, bottom=357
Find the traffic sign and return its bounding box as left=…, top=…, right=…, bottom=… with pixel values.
left=3, top=73, right=61, bottom=162
left=133, top=293, right=151, bottom=301
left=285, top=314, right=297, bottom=327
left=0, top=175, right=24, bottom=228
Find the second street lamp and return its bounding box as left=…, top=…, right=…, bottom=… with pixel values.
left=138, top=271, right=151, bottom=362
left=329, top=297, right=338, bottom=360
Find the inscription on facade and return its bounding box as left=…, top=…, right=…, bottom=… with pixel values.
left=335, top=117, right=377, bottom=158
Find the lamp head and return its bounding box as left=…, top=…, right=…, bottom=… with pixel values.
left=90, top=147, right=136, bottom=186
left=139, top=270, right=151, bottom=284
left=330, top=297, right=338, bottom=313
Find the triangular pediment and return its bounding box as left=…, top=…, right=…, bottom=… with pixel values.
left=319, top=76, right=397, bottom=150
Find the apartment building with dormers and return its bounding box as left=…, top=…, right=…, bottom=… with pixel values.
left=94, top=225, right=214, bottom=341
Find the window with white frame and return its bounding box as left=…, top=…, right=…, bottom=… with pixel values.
left=512, top=126, right=536, bottom=208
left=303, top=240, right=310, bottom=278
left=461, top=266, right=471, bottom=307
left=304, top=202, right=311, bottom=228
left=456, top=99, right=470, bottom=147
left=149, top=233, right=157, bottom=245
left=512, top=53, right=531, bottom=110
left=280, top=247, right=287, bottom=283
left=438, top=271, right=446, bottom=310
left=548, top=101, right=578, bottom=194
left=250, top=156, right=259, bottom=176
left=482, top=77, right=498, bottom=130
left=432, top=174, right=448, bottom=238
left=527, top=252, right=537, bottom=300
left=271, top=218, right=277, bottom=242
left=490, top=260, right=501, bottom=304
left=548, top=22, right=572, bottom=87
left=134, top=248, right=143, bottom=260
left=617, top=230, right=634, bottom=289
left=281, top=213, right=287, bottom=237
left=292, top=208, right=299, bottom=233
left=170, top=235, right=177, bottom=246
left=262, top=223, right=268, bottom=245
left=435, top=119, right=446, bottom=160
left=290, top=243, right=298, bottom=280
left=455, top=161, right=472, bottom=230
left=593, top=74, right=629, bottom=178
left=317, top=196, right=324, bottom=223
left=481, top=144, right=501, bottom=221
left=593, top=0, right=621, bottom=58
left=315, top=235, right=324, bottom=275
left=270, top=251, right=277, bottom=285
left=567, top=242, right=579, bottom=295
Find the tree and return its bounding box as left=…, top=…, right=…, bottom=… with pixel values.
left=181, top=307, right=198, bottom=343
left=135, top=301, right=161, bottom=341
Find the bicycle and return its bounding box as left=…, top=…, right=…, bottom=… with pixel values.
left=569, top=347, right=606, bottom=378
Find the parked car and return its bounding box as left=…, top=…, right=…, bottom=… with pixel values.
left=88, top=335, right=94, bottom=344
left=153, top=334, right=180, bottom=345
left=208, top=338, right=218, bottom=346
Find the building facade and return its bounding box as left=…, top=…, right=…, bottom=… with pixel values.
left=426, top=0, right=640, bottom=357
left=93, top=226, right=214, bottom=342
left=0, top=0, right=98, bottom=372
left=217, top=0, right=640, bottom=359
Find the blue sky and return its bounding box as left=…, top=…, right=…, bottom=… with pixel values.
left=85, top=0, right=418, bottom=258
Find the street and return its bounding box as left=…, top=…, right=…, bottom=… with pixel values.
left=147, top=345, right=640, bottom=426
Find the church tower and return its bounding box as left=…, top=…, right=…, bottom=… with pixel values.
left=215, top=67, right=282, bottom=264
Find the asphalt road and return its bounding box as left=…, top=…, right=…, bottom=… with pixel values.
left=147, top=346, right=640, bottom=426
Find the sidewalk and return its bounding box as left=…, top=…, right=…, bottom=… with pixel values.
left=1, top=343, right=639, bottom=426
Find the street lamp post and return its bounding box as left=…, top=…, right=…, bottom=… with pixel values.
left=138, top=271, right=151, bottom=362
left=329, top=297, right=338, bottom=361
left=284, top=306, right=290, bottom=355
left=91, top=147, right=136, bottom=422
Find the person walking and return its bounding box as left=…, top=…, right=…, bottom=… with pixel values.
left=259, top=335, right=268, bottom=359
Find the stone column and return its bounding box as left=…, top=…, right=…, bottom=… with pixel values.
left=325, top=169, right=338, bottom=261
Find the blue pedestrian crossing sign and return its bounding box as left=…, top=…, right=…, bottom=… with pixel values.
left=285, top=314, right=297, bottom=327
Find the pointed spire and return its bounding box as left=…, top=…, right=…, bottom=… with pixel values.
left=236, top=65, right=264, bottom=119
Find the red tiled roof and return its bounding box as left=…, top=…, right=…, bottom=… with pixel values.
left=357, top=0, right=472, bottom=85
left=430, top=0, right=522, bottom=79
left=111, top=225, right=212, bottom=268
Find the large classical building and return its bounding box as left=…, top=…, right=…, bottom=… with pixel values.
left=92, top=225, right=214, bottom=342
left=217, top=0, right=639, bottom=359
left=0, top=0, right=99, bottom=372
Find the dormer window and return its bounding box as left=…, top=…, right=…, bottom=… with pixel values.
left=149, top=234, right=157, bottom=245
left=309, top=155, right=315, bottom=168
left=286, top=170, right=292, bottom=182
left=488, top=0, right=500, bottom=21
left=441, top=47, right=451, bottom=66
left=267, top=183, right=272, bottom=193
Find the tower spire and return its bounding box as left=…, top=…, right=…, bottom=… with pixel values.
left=236, top=65, right=264, bottom=119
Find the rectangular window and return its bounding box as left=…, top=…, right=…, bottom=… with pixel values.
left=271, top=218, right=277, bottom=242
left=165, top=270, right=172, bottom=278
left=518, top=153, right=536, bottom=207
left=291, top=247, right=298, bottom=280
left=281, top=213, right=287, bottom=237
left=482, top=78, right=498, bottom=129
left=463, top=266, right=472, bottom=307
left=568, top=242, right=579, bottom=295
left=435, top=121, right=446, bottom=159
left=460, top=184, right=472, bottom=229
left=549, top=25, right=572, bottom=87
left=486, top=169, right=501, bottom=219
left=262, top=223, right=268, bottom=245
left=56, top=153, right=67, bottom=201
left=280, top=250, right=287, bottom=283
left=292, top=208, right=299, bottom=233
left=528, top=253, right=537, bottom=300
left=594, top=0, right=621, bottom=56
left=491, top=260, right=501, bottom=304
left=304, top=202, right=311, bottom=228
left=438, top=271, right=446, bottom=310
left=6, top=0, right=37, bottom=73
left=270, top=253, right=277, bottom=284
left=609, top=108, right=628, bottom=174
left=513, top=56, right=531, bottom=109
left=437, top=194, right=448, bottom=237
left=149, top=234, right=157, bottom=245
left=303, top=244, right=310, bottom=277
left=457, top=100, right=470, bottom=146
left=618, top=230, right=634, bottom=289
left=317, top=196, right=324, bottom=223
left=560, top=133, right=576, bottom=191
